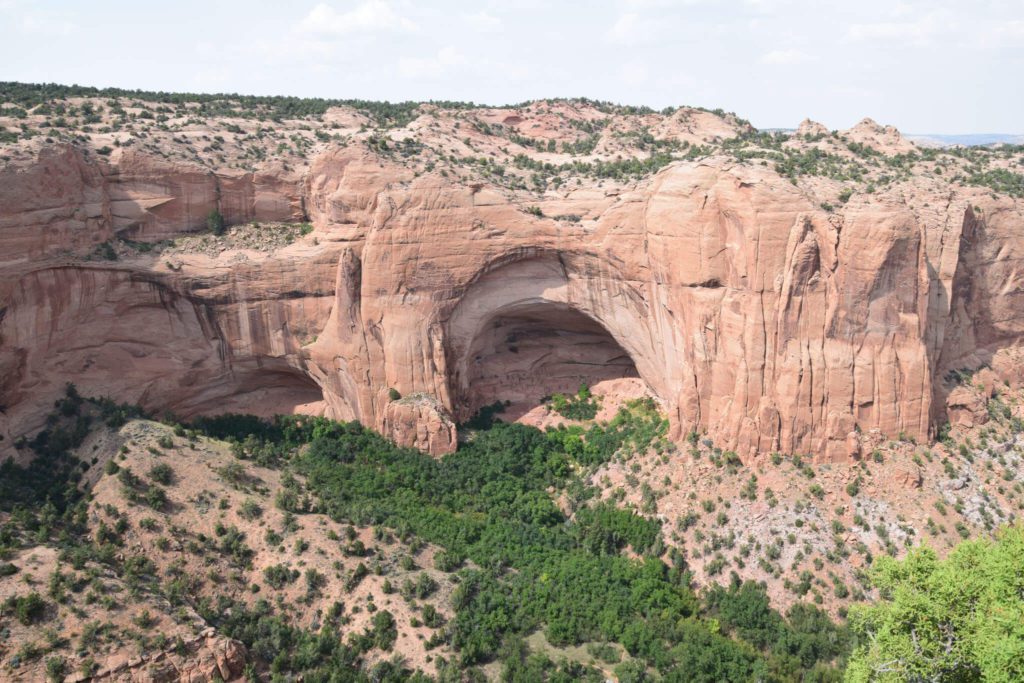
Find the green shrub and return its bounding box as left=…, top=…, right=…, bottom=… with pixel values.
left=372, top=610, right=398, bottom=650
left=549, top=384, right=600, bottom=420
left=238, top=498, right=263, bottom=521
left=145, top=485, right=168, bottom=510
left=263, top=563, right=298, bottom=590
left=148, top=463, right=174, bottom=485
left=5, top=592, right=46, bottom=625
left=207, top=209, right=225, bottom=236
left=434, top=550, right=464, bottom=572
left=45, top=656, right=65, bottom=683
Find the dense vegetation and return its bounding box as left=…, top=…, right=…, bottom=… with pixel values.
left=0, top=384, right=144, bottom=526
left=7, top=386, right=1023, bottom=680
left=548, top=383, right=601, bottom=420
left=190, top=400, right=852, bottom=680
left=965, top=168, right=1024, bottom=198
left=1, top=82, right=747, bottom=131
left=511, top=148, right=698, bottom=182
left=0, top=81, right=476, bottom=129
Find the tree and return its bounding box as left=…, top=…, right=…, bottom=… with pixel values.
left=6, top=592, right=47, bottom=625
left=845, top=525, right=1024, bottom=683
left=372, top=610, right=397, bottom=650
left=207, top=209, right=225, bottom=236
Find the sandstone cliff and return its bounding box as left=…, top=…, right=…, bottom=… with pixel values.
left=1, top=91, right=1022, bottom=460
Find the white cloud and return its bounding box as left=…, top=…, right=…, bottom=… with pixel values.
left=826, top=84, right=878, bottom=99
left=742, top=0, right=794, bottom=12
left=398, top=46, right=466, bottom=79
left=622, top=0, right=706, bottom=6
left=760, top=48, right=812, bottom=65
left=846, top=10, right=956, bottom=45
left=189, top=66, right=235, bottom=91
left=887, top=1, right=919, bottom=19
left=847, top=21, right=921, bottom=41
left=607, top=12, right=661, bottom=45
left=296, top=1, right=417, bottom=37
left=495, top=61, right=532, bottom=82
left=991, top=19, right=1024, bottom=46
left=616, top=61, right=651, bottom=86
left=0, top=1, right=77, bottom=36
left=22, top=13, right=77, bottom=35
left=463, top=11, right=501, bottom=32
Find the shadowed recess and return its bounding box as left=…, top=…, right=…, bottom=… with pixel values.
left=462, top=302, right=640, bottom=417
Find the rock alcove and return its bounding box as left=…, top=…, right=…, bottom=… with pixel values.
left=445, top=254, right=660, bottom=424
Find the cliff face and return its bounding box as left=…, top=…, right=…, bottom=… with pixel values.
left=0, top=145, right=331, bottom=448
left=299, top=148, right=1020, bottom=460
left=1, top=100, right=1022, bottom=460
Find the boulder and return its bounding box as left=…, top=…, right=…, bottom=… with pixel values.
left=383, top=394, right=457, bottom=456
left=946, top=386, right=988, bottom=428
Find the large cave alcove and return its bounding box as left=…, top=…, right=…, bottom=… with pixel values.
left=177, top=360, right=328, bottom=420
left=463, top=302, right=646, bottom=420
left=444, top=254, right=662, bottom=425
left=0, top=267, right=329, bottom=453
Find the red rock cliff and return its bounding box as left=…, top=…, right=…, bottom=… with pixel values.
left=2, top=101, right=1022, bottom=460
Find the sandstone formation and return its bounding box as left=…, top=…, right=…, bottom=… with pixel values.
left=383, top=393, right=458, bottom=455
left=68, top=629, right=248, bottom=683
left=795, top=118, right=829, bottom=138
left=843, top=117, right=918, bottom=155
left=1, top=93, right=1023, bottom=460
left=946, top=386, right=989, bottom=428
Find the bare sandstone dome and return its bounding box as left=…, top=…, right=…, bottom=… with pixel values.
left=795, top=118, right=829, bottom=138
left=1, top=94, right=1022, bottom=461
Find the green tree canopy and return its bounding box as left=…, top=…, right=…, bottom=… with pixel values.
left=845, top=525, right=1024, bottom=683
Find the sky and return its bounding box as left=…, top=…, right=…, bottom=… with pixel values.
left=1, top=0, right=1022, bottom=134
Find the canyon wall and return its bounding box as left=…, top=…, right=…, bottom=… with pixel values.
left=2, top=143, right=1023, bottom=461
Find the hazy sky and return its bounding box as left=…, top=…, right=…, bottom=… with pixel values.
left=2, top=0, right=1021, bottom=133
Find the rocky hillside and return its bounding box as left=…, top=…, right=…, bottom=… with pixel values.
left=590, top=363, right=1024, bottom=615
left=3, top=82, right=1024, bottom=467
left=0, top=394, right=460, bottom=681
left=1, top=363, right=1022, bottom=681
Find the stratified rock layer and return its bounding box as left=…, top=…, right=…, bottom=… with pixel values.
left=2, top=114, right=1023, bottom=460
